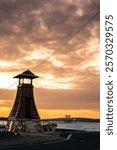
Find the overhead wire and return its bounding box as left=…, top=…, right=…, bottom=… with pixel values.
left=0, top=10, right=100, bottom=96
left=0, top=81, right=18, bottom=96
left=32, top=10, right=100, bottom=71
left=33, top=10, right=100, bottom=87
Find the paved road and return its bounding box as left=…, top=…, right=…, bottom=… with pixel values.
left=0, top=132, right=100, bottom=150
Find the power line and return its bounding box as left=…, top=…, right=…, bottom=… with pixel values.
left=32, top=10, right=100, bottom=71
left=0, top=81, right=18, bottom=96
left=0, top=10, right=99, bottom=96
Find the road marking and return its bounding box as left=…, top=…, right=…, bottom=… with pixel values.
left=42, top=134, right=72, bottom=145
left=66, top=134, right=72, bottom=140
left=0, top=134, right=72, bottom=148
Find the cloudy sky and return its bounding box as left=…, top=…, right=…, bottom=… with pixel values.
left=0, top=0, right=100, bottom=119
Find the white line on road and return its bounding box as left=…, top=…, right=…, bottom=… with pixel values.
left=66, top=134, right=72, bottom=140
left=42, top=134, right=72, bottom=145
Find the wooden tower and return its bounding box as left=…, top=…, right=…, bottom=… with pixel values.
left=6, top=70, right=40, bottom=133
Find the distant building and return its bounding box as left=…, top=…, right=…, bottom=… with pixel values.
left=64, top=115, right=72, bottom=123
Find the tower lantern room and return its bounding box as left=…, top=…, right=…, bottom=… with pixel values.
left=14, top=69, right=38, bottom=85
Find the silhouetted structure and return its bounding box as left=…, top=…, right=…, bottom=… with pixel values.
left=6, top=70, right=40, bottom=133
left=64, top=115, right=72, bottom=123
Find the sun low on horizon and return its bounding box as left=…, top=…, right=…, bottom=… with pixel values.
left=0, top=0, right=100, bottom=119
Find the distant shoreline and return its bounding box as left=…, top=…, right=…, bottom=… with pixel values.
left=0, top=117, right=100, bottom=122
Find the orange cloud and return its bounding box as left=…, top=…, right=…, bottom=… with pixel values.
left=0, top=0, right=100, bottom=118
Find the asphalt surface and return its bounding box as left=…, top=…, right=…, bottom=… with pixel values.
left=0, top=131, right=100, bottom=150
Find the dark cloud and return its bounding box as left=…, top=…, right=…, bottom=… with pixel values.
left=0, top=0, right=100, bottom=115
left=0, top=0, right=99, bottom=49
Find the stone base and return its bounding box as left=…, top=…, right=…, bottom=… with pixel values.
left=6, top=120, right=41, bottom=133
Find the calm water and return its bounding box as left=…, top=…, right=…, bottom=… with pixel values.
left=56, top=122, right=100, bottom=131
left=0, top=121, right=100, bottom=132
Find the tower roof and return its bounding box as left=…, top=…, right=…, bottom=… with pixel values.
left=14, top=70, right=38, bottom=79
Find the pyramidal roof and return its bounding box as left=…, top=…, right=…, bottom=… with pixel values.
left=14, top=70, right=38, bottom=79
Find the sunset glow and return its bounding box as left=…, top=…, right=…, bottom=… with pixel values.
left=0, top=107, right=99, bottom=119
left=0, top=0, right=100, bottom=119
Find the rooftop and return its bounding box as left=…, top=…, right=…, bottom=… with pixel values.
left=13, top=70, right=38, bottom=79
